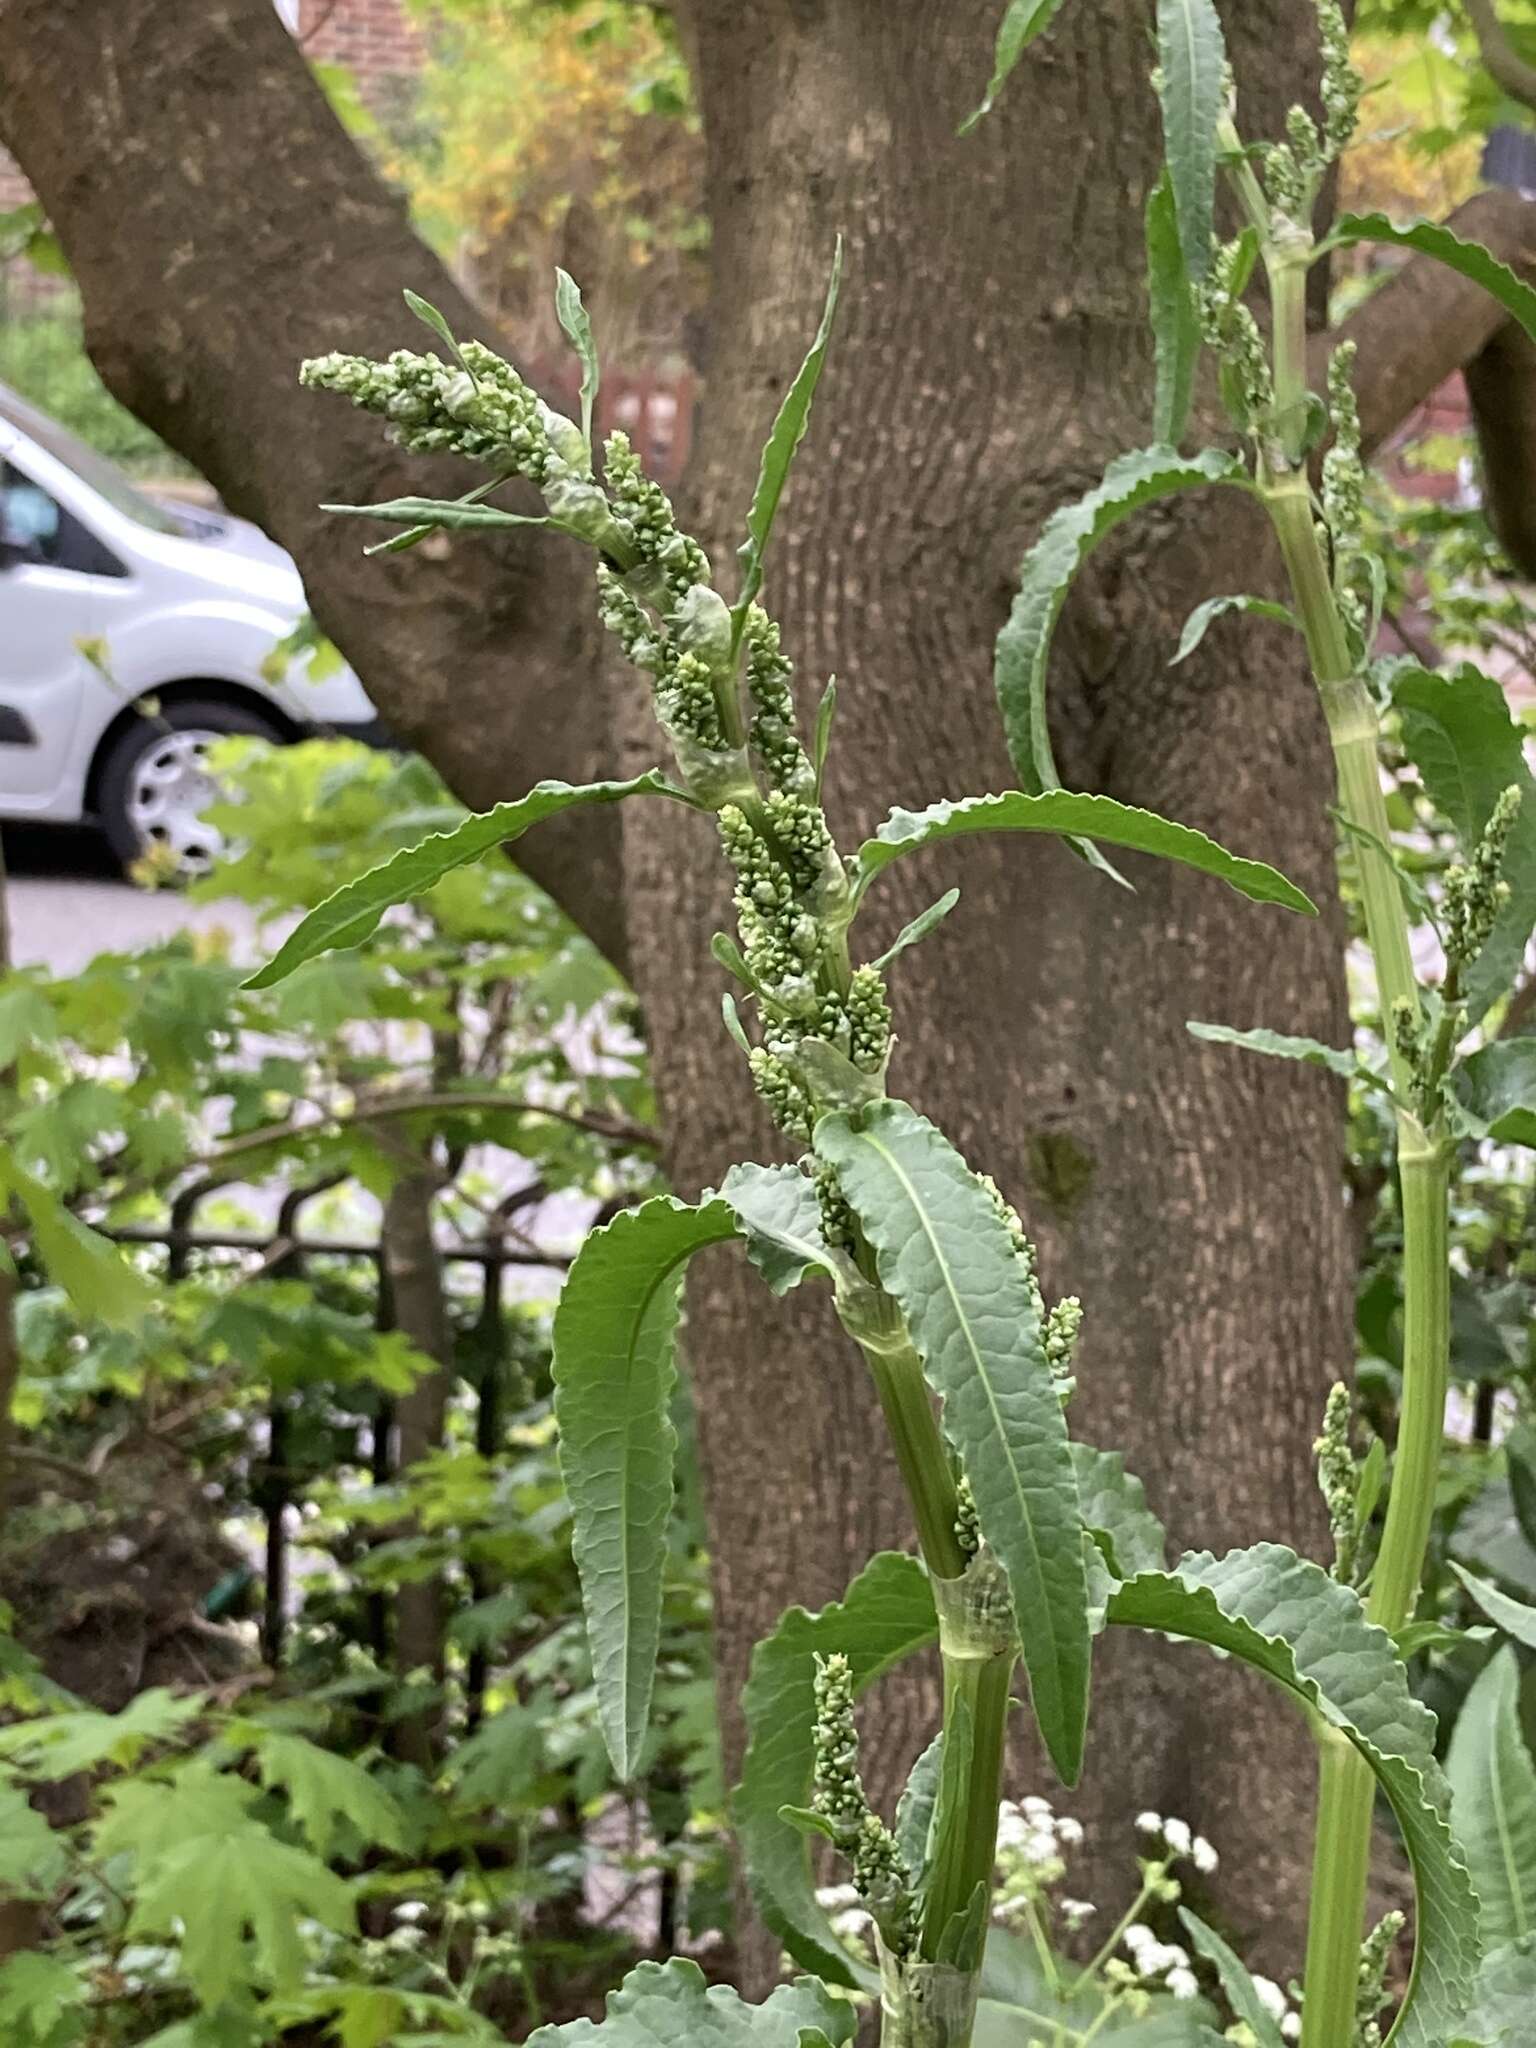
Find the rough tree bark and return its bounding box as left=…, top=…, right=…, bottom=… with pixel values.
left=624, top=0, right=1351, bottom=1976
left=2, top=0, right=1531, bottom=1981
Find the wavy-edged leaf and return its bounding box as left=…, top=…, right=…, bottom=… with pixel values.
left=1394, top=664, right=1536, bottom=1023
left=1453, top=1933, right=1536, bottom=2046
left=1155, top=0, right=1227, bottom=282
left=852, top=791, right=1313, bottom=915
left=553, top=1196, right=740, bottom=1778
left=1071, top=1443, right=1167, bottom=1584
left=1447, top=1646, right=1536, bottom=1948
left=717, top=1163, right=835, bottom=1296
left=1177, top=1909, right=1283, bottom=2048
left=1172, top=594, right=1300, bottom=665
left=245, top=775, right=684, bottom=988
left=736, top=1550, right=937, bottom=1987
left=734, top=242, right=842, bottom=628
left=1186, top=1020, right=1379, bottom=1086
left=1107, top=1545, right=1480, bottom=2047
left=0, top=1152, right=152, bottom=1328
left=1321, top=216, right=1536, bottom=346
left=871, top=888, right=961, bottom=972
left=1146, top=172, right=1200, bottom=446
left=995, top=447, right=1249, bottom=798
left=959, top=0, right=1072, bottom=135
left=527, top=1956, right=856, bottom=2046
left=555, top=267, right=599, bottom=454
left=1455, top=1041, right=1536, bottom=1150
left=814, top=1101, right=1090, bottom=1783
left=1453, top=1564, right=1536, bottom=1651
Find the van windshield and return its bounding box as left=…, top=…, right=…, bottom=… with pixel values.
left=0, top=388, right=183, bottom=537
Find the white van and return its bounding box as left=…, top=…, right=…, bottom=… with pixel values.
left=0, top=382, right=382, bottom=869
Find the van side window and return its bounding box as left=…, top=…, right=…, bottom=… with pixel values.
left=0, top=460, right=125, bottom=578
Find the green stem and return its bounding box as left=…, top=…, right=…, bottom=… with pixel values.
left=920, top=1640, right=1016, bottom=1962
left=1263, top=409, right=1450, bottom=2048
left=854, top=1304, right=965, bottom=1580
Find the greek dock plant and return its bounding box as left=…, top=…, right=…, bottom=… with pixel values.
left=253, top=7, right=1536, bottom=2041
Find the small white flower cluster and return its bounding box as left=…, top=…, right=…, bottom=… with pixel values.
left=1234, top=1972, right=1302, bottom=2043
left=1135, top=1809, right=1219, bottom=1875
left=993, top=1794, right=1085, bottom=1914
left=1112, top=1920, right=1201, bottom=2003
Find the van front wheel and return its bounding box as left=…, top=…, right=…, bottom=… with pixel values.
left=95, top=698, right=284, bottom=875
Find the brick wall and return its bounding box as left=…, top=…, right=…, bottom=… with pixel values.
left=297, top=0, right=422, bottom=96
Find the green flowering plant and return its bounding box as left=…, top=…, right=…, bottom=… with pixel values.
left=224, top=5, right=1536, bottom=2042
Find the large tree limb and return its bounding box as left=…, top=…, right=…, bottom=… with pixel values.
left=1314, top=186, right=1536, bottom=574
left=1467, top=0, right=1536, bottom=116
left=0, top=0, right=626, bottom=962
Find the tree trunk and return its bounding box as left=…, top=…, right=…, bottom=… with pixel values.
left=622, top=0, right=1349, bottom=1981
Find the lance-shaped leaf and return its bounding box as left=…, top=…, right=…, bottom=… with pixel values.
left=995, top=447, right=1249, bottom=798
left=404, top=286, right=475, bottom=376
left=1146, top=172, right=1201, bottom=446
left=0, top=1153, right=152, bottom=1329
left=736, top=1550, right=938, bottom=1987
left=553, top=1196, right=740, bottom=1779
left=733, top=241, right=842, bottom=629
left=1454, top=1042, right=1536, bottom=1150
left=526, top=1956, right=856, bottom=2046
left=322, top=495, right=553, bottom=535
left=1171, top=594, right=1300, bottom=665
left=871, top=888, right=961, bottom=972
left=1447, top=1646, right=1536, bottom=1949
left=1393, top=664, right=1536, bottom=1022
left=1177, top=1910, right=1284, bottom=2048
left=1187, top=1021, right=1384, bottom=1090
left=895, top=1733, right=946, bottom=1888
left=245, top=775, right=685, bottom=988
left=555, top=267, right=599, bottom=456
left=1319, top=216, right=1536, bottom=346
left=1155, top=0, right=1226, bottom=282
left=1453, top=1564, right=1536, bottom=1652
left=1107, top=1545, right=1480, bottom=2047
left=851, top=791, right=1313, bottom=915
left=717, top=1162, right=837, bottom=1297
left=959, top=0, right=1073, bottom=135
left=814, top=1101, right=1090, bottom=1783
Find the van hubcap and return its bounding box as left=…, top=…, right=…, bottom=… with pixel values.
left=126, top=729, right=226, bottom=873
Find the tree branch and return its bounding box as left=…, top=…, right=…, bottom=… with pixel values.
left=1466, top=0, right=1536, bottom=116
left=210, top=1090, right=659, bottom=1165
left=0, top=0, right=629, bottom=963
left=1314, top=186, right=1536, bottom=575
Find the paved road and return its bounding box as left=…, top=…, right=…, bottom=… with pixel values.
left=3, top=821, right=257, bottom=974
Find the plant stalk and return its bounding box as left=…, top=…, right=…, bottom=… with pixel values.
left=920, top=1640, right=1017, bottom=1963
left=1262, top=404, right=1449, bottom=2048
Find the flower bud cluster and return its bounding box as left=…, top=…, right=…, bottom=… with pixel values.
left=1198, top=241, right=1275, bottom=428
left=813, top=1157, right=858, bottom=1254
left=1044, top=1296, right=1083, bottom=1378
left=1322, top=344, right=1364, bottom=561
left=1355, top=1910, right=1405, bottom=2048
left=749, top=1047, right=814, bottom=1143
left=1317, top=0, right=1362, bottom=159
left=743, top=607, right=816, bottom=798
left=1444, top=785, right=1520, bottom=972
left=602, top=430, right=710, bottom=602
left=1314, top=1381, right=1359, bottom=1582
left=812, top=1653, right=917, bottom=1955
left=301, top=342, right=565, bottom=484
left=955, top=1473, right=981, bottom=1561
left=1262, top=105, right=1325, bottom=227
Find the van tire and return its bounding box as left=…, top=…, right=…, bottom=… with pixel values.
left=95, top=697, right=284, bottom=873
